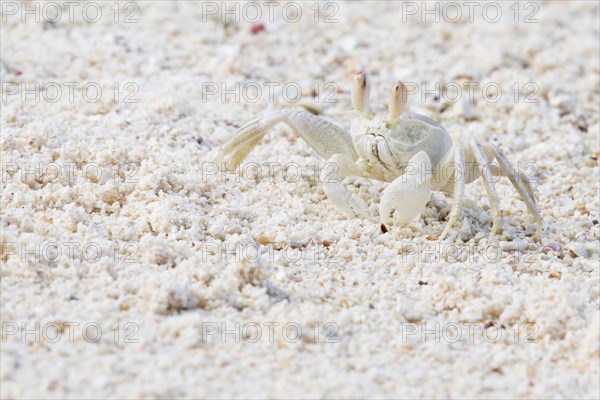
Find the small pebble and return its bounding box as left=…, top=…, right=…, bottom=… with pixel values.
left=543, top=242, right=561, bottom=253
left=250, top=23, right=265, bottom=34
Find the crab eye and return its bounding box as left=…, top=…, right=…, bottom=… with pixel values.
left=351, top=71, right=372, bottom=114
left=388, top=81, right=407, bottom=123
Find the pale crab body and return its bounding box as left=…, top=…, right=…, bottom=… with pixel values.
left=217, top=72, right=542, bottom=240
left=350, top=109, right=453, bottom=189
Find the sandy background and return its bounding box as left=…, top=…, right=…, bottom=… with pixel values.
left=1, top=1, right=599, bottom=398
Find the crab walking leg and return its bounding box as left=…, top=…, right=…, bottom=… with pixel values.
left=379, top=151, right=432, bottom=226
left=222, top=132, right=266, bottom=171
left=320, top=154, right=371, bottom=219
left=218, top=111, right=288, bottom=170
left=481, top=144, right=537, bottom=205
left=218, top=109, right=358, bottom=170
left=487, top=164, right=537, bottom=206
left=470, top=139, right=502, bottom=238
left=439, top=145, right=466, bottom=241
left=488, top=144, right=543, bottom=234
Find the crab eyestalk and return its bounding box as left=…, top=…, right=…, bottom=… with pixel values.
left=388, top=81, right=407, bottom=123
left=351, top=71, right=372, bottom=115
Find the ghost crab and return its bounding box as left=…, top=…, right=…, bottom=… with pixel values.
left=218, top=72, right=542, bottom=240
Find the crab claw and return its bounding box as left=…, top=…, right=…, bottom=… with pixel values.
left=388, top=81, right=407, bottom=123
left=380, top=151, right=432, bottom=226
left=351, top=71, right=371, bottom=114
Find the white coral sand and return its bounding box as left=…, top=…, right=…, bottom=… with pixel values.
left=1, top=1, right=598, bottom=399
